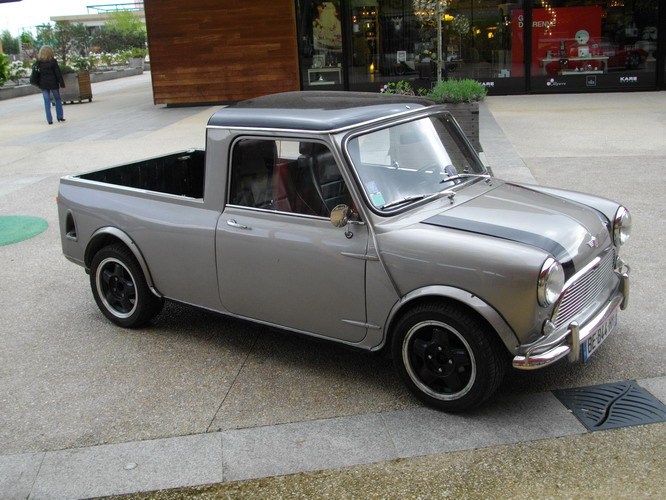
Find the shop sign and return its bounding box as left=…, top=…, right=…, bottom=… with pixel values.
left=512, top=6, right=604, bottom=77
left=546, top=78, right=566, bottom=87
left=619, top=76, right=639, bottom=84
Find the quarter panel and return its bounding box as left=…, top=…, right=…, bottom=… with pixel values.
left=377, top=223, right=549, bottom=343
left=58, top=181, right=222, bottom=311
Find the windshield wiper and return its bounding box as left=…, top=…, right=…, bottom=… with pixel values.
left=440, top=173, right=492, bottom=184
left=381, top=189, right=457, bottom=210
left=381, top=194, right=428, bottom=210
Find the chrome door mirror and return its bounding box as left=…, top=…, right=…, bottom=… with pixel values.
left=330, top=204, right=350, bottom=228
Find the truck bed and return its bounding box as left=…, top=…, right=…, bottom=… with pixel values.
left=77, top=149, right=205, bottom=198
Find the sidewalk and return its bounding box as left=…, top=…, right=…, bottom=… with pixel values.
left=3, top=379, right=665, bottom=499
left=1, top=76, right=665, bottom=499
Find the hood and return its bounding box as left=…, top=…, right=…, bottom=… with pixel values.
left=422, top=182, right=610, bottom=274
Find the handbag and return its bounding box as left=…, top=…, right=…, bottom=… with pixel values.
left=29, top=62, right=40, bottom=86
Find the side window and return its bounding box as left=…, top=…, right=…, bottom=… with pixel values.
left=290, top=141, right=352, bottom=217
left=230, top=138, right=353, bottom=217
left=229, top=139, right=277, bottom=209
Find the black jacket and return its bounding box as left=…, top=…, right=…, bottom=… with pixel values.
left=37, top=58, right=65, bottom=90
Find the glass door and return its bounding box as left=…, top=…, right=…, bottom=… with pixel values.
left=297, top=1, right=346, bottom=89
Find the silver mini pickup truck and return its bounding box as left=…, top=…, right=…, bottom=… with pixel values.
left=58, top=91, right=631, bottom=411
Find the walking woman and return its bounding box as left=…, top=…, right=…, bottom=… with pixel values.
left=36, top=46, right=65, bottom=124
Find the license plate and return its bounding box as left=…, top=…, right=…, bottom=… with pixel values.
left=582, top=311, right=618, bottom=362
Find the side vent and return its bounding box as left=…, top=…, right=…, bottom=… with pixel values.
left=65, top=212, right=78, bottom=240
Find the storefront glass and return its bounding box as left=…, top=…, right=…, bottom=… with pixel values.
left=530, top=0, right=659, bottom=92
left=296, top=1, right=660, bottom=93
left=297, top=1, right=526, bottom=92
left=298, top=1, right=346, bottom=88
left=345, top=0, right=526, bottom=93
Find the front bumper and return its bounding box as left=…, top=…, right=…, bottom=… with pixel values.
left=512, top=269, right=629, bottom=370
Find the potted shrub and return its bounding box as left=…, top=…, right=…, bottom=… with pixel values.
left=127, top=48, right=147, bottom=70
left=425, top=79, right=487, bottom=152
left=381, top=78, right=487, bottom=152
left=61, top=58, right=93, bottom=103
left=0, top=53, right=10, bottom=87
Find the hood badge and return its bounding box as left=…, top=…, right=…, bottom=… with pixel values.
left=587, top=236, right=599, bottom=248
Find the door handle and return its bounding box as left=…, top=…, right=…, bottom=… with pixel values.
left=227, top=219, right=250, bottom=230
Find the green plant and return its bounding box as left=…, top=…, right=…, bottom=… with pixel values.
left=129, top=47, right=147, bottom=59
left=0, top=53, right=10, bottom=86
left=92, top=11, right=146, bottom=53
left=7, top=60, right=29, bottom=83
left=426, top=78, right=487, bottom=103
left=381, top=80, right=416, bottom=96
left=70, top=55, right=94, bottom=72
left=35, top=22, right=90, bottom=66
left=59, top=64, right=75, bottom=75
left=1, top=29, right=20, bottom=55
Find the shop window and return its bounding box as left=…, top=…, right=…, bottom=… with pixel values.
left=530, top=0, right=658, bottom=90
left=446, top=0, right=525, bottom=87
left=298, top=1, right=345, bottom=88
left=346, top=1, right=525, bottom=93
left=294, top=1, right=660, bottom=93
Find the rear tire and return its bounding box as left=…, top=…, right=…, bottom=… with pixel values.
left=392, top=301, right=506, bottom=412
left=90, top=244, right=163, bottom=328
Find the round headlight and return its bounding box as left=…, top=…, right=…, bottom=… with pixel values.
left=613, top=206, right=631, bottom=246
left=538, top=258, right=565, bottom=306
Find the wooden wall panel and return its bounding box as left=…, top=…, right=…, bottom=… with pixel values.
left=144, top=0, right=301, bottom=105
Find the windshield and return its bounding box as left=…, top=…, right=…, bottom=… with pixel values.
left=346, top=113, right=486, bottom=212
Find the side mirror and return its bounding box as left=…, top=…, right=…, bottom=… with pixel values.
left=330, top=204, right=350, bottom=228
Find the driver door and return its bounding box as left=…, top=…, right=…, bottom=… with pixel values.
left=216, top=138, right=369, bottom=343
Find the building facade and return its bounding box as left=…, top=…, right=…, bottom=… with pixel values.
left=144, top=0, right=665, bottom=105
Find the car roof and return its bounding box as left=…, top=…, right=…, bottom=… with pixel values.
left=207, top=91, right=436, bottom=132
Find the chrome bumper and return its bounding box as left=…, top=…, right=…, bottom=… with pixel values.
left=512, top=270, right=629, bottom=370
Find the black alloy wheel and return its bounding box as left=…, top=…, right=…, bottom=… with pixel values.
left=392, top=302, right=507, bottom=412
left=90, top=244, right=163, bottom=328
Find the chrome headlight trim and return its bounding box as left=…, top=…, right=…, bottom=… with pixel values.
left=613, top=206, right=631, bottom=246
left=538, top=257, right=565, bottom=307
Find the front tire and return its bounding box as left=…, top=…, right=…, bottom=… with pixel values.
left=392, top=302, right=506, bottom=412
left=90, top=244, right=163, bottom=328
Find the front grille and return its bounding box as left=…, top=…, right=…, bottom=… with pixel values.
left=553, top=249, right=616, bottom=329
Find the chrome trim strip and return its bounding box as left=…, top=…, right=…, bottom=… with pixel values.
left=86, top=227, right=163, bottom=299
left=568, top=322, right=580, bottom=362
left=379, top=285, right=520, bottom=354
left=341, top=251, right=379, bottom=261
left=207, top=106, right=435, bottom=136
left=513, top=291, right=624, bottom=370
left=225, top=204, right=329, bottom=220
left=621, top=271, right=630, bottom=310
left=513, top=345, right=571, bottom=370
left=342, top=319, right=381, bottom=329
left=550, top=249, right=615, bottom=329
left=552, top=254, right=603, bottom=315
left=63, top=177, right=205, bottom=203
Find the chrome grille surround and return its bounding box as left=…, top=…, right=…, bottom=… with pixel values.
left=552, top=249, right=616, bottom=330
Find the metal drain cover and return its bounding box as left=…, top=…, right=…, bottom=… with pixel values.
left=554, top=381, right=666, bottom=431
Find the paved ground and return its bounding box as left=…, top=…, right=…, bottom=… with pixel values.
left=0, top=75, right=665, bottom=498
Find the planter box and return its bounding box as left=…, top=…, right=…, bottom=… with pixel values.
left=444, top=101, right=481, bottom=152
left=61, top=72, right=93, bottom=104
left=0, top=84, right=40, bottom=101
left=1, top=68, right=142, bottom=102
left=90, top=67, right=143, bottom=82
left=128, top=57, right=145, bottom=71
